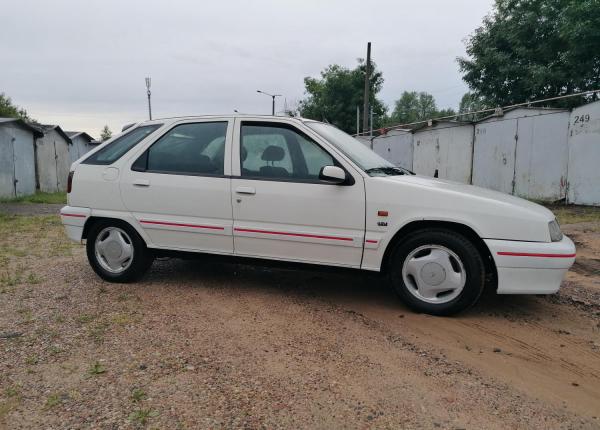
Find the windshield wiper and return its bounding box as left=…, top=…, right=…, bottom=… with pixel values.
left=365, top=166, right=409, bottom=176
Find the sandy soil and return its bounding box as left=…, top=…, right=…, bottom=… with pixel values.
left=0, top=214, right=599, bottom=429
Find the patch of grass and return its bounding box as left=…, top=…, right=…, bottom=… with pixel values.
left=0, top=399, right=17, bottom=419
left=25, top=354, right=39, bottom=365
left=44, top=394, right=61, bottom=409
left=4, top=387, right=19, bottom=398
left=76, top=313, right=95, bottom=324
left=48, top=345, right=62, bottom=355
left=546, top=204, right=600, bottom=225
left=128, top=408, right=158, bottom=426
left=117, top=293, right=130, bottom=302
left=130, top=388, right=147, bottom=402
left=0, top=272, right=22, bottom=287
left=26, top=273, right=42, bottom=284
left=0, top=191, right=66, bottom=204
left=88, top=362, right=106, bottom=375
left=88, top=321, right=110, bottom=344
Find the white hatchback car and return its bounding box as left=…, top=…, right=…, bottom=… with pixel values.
left=61, top=115, right=575, bottom=315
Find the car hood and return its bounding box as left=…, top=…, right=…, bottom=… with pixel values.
left=367, top=174, right=555, bottom=242
left=389, top=175, right=554, bottom=218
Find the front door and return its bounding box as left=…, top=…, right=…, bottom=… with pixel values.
left=120, top=119, right=234, bottom=254
left=231, top=119, right=365, bottom=268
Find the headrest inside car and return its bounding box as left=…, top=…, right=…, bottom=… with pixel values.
left=261, top=145, right=285, bottom=162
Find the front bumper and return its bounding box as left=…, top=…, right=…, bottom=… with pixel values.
left=60, top=206, right=90, bottom=242
left=484, top=235, right=576, bottom=294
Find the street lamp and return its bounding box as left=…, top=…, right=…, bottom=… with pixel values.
left=256, top=90, right=282, bottom=116
left=145, top=77, right=152, bottom=120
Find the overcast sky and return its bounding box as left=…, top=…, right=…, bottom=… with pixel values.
left=0, top=0, right=493, bottom=138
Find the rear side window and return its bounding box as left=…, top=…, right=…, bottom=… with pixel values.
left=83, top=124, right=161, bottom=165
left=133, top=122, right=228, bottom=175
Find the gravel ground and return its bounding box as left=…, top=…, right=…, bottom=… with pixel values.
left=0, top=211, right=599, bottom=429
left=0, top=203, right=63, bottom=216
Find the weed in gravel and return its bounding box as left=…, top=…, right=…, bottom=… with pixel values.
left=112, top=313, right=132, bottom=325
left=0, top=398, right=19, bottom=419
left=131, top=388, right=147, bottom=402
left=4, top=387, right=19, bottom=398
left=26, top=273, right=42, bottom=284
left=44, top=393, right=69, bottom=409
left=48, top=345, right=62, bottom=355
left=128, top=408, right=159, bottom=426
left=25, top=354, right=39, bottom=365
left=76, top=313, right=96, bottom=324
left=1, top=271, right=22, bottom=287
left=16, top=306, right=34, bottom=324
left=117, top=293, right=130, bottom=302
left=88, top=321, right=110, bottom=344
left=88, top=362, right=106, bottom=375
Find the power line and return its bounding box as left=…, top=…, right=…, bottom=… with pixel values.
left=353, top=89, right=600, bottom=137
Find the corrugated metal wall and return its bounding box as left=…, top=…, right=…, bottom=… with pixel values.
left=567, top=101, right=600, bottom=205
left=0, top=124, right=36, bottom=198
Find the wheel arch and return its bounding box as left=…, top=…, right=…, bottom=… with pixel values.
left=380, top=220, right=497, bottom=286
left=82, top=216, right=149, bottom=246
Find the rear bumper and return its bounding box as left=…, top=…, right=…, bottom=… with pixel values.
left=60, top=206, right=90, bottom=242
left=484, top=236, right=575, bottom=294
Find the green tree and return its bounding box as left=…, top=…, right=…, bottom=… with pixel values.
left=458, top=92, right=487, bottom=121
left=458, top=0, right=600, bottom=108
left=100, top=125, right=112, bottom=141
left=0, top=93, right=31, bottom=120
left=298, top=59, right=387, bottom=133
left=388, top=91, right=455, bottom=125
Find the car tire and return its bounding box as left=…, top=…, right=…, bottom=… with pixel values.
left=86, top=219, right=154, bottom=283
left=388, top=229, right=486, bottom=316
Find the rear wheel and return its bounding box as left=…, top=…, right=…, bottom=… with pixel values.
left=86, top=220, right=153, bottom=282
left=388, top=229, right=485, bottom=316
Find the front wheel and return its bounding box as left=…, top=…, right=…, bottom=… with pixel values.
left=86, top=220, right=154, bottom=283
left=388, top=229, right=486, bottom=316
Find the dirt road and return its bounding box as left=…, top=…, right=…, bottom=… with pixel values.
left=0, top=212, right=599, bottom=429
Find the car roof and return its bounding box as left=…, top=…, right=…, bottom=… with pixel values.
left=136, top=115, right=320, bottom=127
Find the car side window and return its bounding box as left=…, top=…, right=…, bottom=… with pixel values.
left=134, top=122, right=227, bottom=175
left=240, top=123, right=334, bottom=181
left=83, top=124, right=161, bottom=165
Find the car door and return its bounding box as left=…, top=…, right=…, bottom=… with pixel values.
left=120, top=119, right=234, bottom=254
left=231, top=118, right=365, bottom=268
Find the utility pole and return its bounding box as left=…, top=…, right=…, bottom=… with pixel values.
left=145, top=77, right=152, bottom=120
left=356, top=106, right=360, bottom=135
left=370, top=105, right=374, bottom=149
left=362, top=42, right=371, bottom=133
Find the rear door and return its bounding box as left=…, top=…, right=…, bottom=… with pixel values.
left=120, top=119, right=234, bottom=254
left=231, top=119, right=365, bottom=268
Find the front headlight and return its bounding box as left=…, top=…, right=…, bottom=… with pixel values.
left=548, top=219, right=563, bottom=242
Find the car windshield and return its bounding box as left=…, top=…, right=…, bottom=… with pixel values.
left=305, top=122, right=411, bottom=177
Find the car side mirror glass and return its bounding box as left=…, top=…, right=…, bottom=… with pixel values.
left=319, top=165, right=346, bottom=184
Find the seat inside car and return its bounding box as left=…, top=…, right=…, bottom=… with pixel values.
left=259, top=145, right=289, bottom=177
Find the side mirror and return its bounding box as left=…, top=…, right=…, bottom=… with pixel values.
left=319, top=165, right=347, bottom=184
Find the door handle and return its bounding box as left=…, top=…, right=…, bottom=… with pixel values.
left=235, top=186, right=256, bottom=195
left=133, top=179, right=150, bottom=187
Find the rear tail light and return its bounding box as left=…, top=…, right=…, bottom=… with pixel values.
left=67, top=171, right=74, bottom=193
